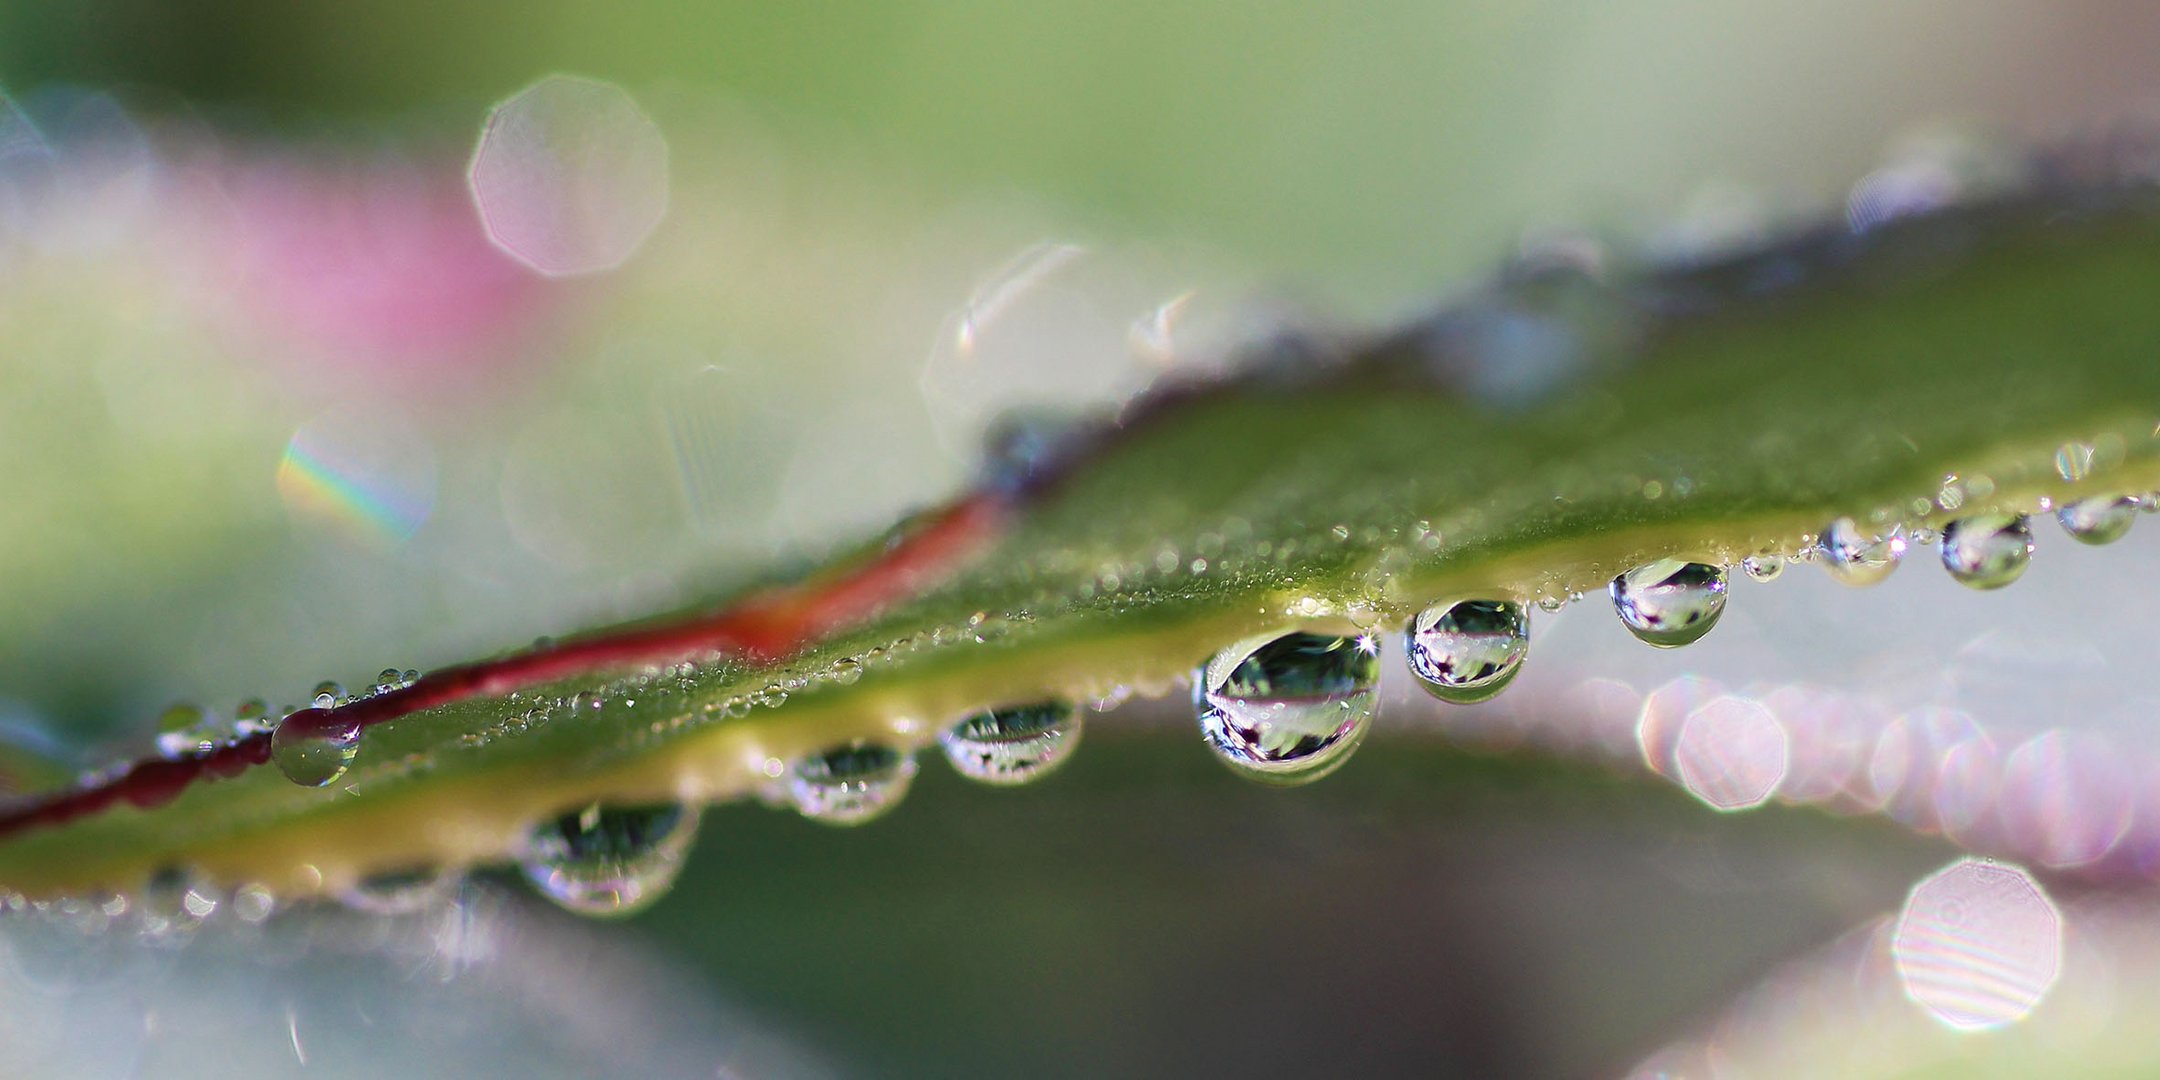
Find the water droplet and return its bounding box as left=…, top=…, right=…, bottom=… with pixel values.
left=155, top=703, right=201, bottom=731
left=153, top=703, right=217, bottom=758
left=230, top=883, right=277, bottom=924
left=269, top=708, right=362, bottom=787
left=341, top=866, right=461, bottom=915
left=138, top=866, right=216, bottom=935
left=1939, top=514, right=2033, bottom=590
left=1402, top=600, right=1528, bottom=704
left=829, top=658, right=864, bottom=686
left=1817, top=516, right=1906, bottom=587
left=978, top=408, right=1088, bottom=493
left=938, top=701, right=1082, bottom=786
left=789, top=743, right=917, bottom=825
left=310, top=681, right=344, bottom=709
left=1739, top=554, right=1784, bottom=582
left=1194, top=631, right=1379, bottom=785
left=1609, top=560, right=1728, bottom=648
left=231, top=698, right=273, bottom=736
left=2056, top=495, right=2138, bottom=545
left=519, top=802, right=699, bottom=917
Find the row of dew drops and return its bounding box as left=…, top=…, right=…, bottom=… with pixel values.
left=492, top=477, right=2149, bottom=919
left=16, top=463, right=2152, bottom=931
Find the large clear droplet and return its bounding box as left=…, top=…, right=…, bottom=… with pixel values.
left=1194, top=631, right=1379, bottom=785
left=789, top=742, right=917, bottom=825
left=518, top=802, right=699, bottom=918
left=341, top=866, right=462, bottom=916
left=2056, top=495, right=2138, bottom=546
left=1939, top=513, right=2033, bottom=590
left=1402, top=600, right=1528, bottom=704
left=1818, top=516, right=1906, bottom=587
left=1609, top=559, right=1728, bottom=648
left=269, top=707, right=362, bottom=788
left=938, top=701, right=1082, bottom=786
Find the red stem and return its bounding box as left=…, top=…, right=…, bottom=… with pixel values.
left=0, top=494, right=1008, bottom=841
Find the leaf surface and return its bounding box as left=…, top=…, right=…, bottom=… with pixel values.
left=7, top=192, right=2160, bottom=898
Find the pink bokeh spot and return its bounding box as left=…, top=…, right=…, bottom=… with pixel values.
left=215, top=160, right=557, bottom=386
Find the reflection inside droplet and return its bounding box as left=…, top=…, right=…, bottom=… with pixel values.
left=1194, top=631, right=1379, bottom=785
left=518, top=802, right=699, bottom=917
left=938, top=701, right=1082, bottom=786
left=789, top=742, right=917, bottom=825
left=1402, top=599, right=1529, bottom=704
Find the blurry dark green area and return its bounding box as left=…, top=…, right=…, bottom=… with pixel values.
left=622, top=726, right=1941, bottom=1078
left=1, top=1, right=1547, bottom=304
left=11, top=1, right=2160, bottom=305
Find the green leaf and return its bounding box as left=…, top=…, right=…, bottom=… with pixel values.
left=6, top=192, right=2160, bottom=900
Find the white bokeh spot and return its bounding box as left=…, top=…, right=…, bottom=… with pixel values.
left=469, top=74, right=669, bottom=276
left=1892, top=858, right=2062, bottom=1031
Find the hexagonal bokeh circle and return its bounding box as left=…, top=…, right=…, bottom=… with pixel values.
left=1891, top=858, right=2062, bottom=1030
left=469, top=74, right=669, bottom=276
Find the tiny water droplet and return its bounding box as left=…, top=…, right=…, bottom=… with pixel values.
left=1740, top=554, right=1784, bottom=582
left=1610, top=559, right=1728, bottom=648
left=154, top=704, right=217, bottom=758
left=156, top=703, right=203, bottom=733
left=519, top=802, right=699, bottom=917
left=231, top=698, right=272, bottom=736
left=1818, top=516, right=1906, bottom=587
left=269, top=708, right=362, bottom=787
left=310, top=682, right=344, bottom=709
left=138, top=866, right=216, bottom=935
left=1536, top=596, right=1567, bottom=614
left=938, top=701, right=1082, bottom=786
left=341, top=866, right=460, bottom=915
left=830, top=658, right=864, bottom=685
left=1939, top=513, right=2033, bottom=590
left=230, top=883, right=277, bottom=924
left=2056, top=495, right=2138, bottom=545
left=790, top=743, right=917, bottom=825
left=1194, top=631, right=1379, bottom=785
left=1402, top=600, right=1527, bottom=704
